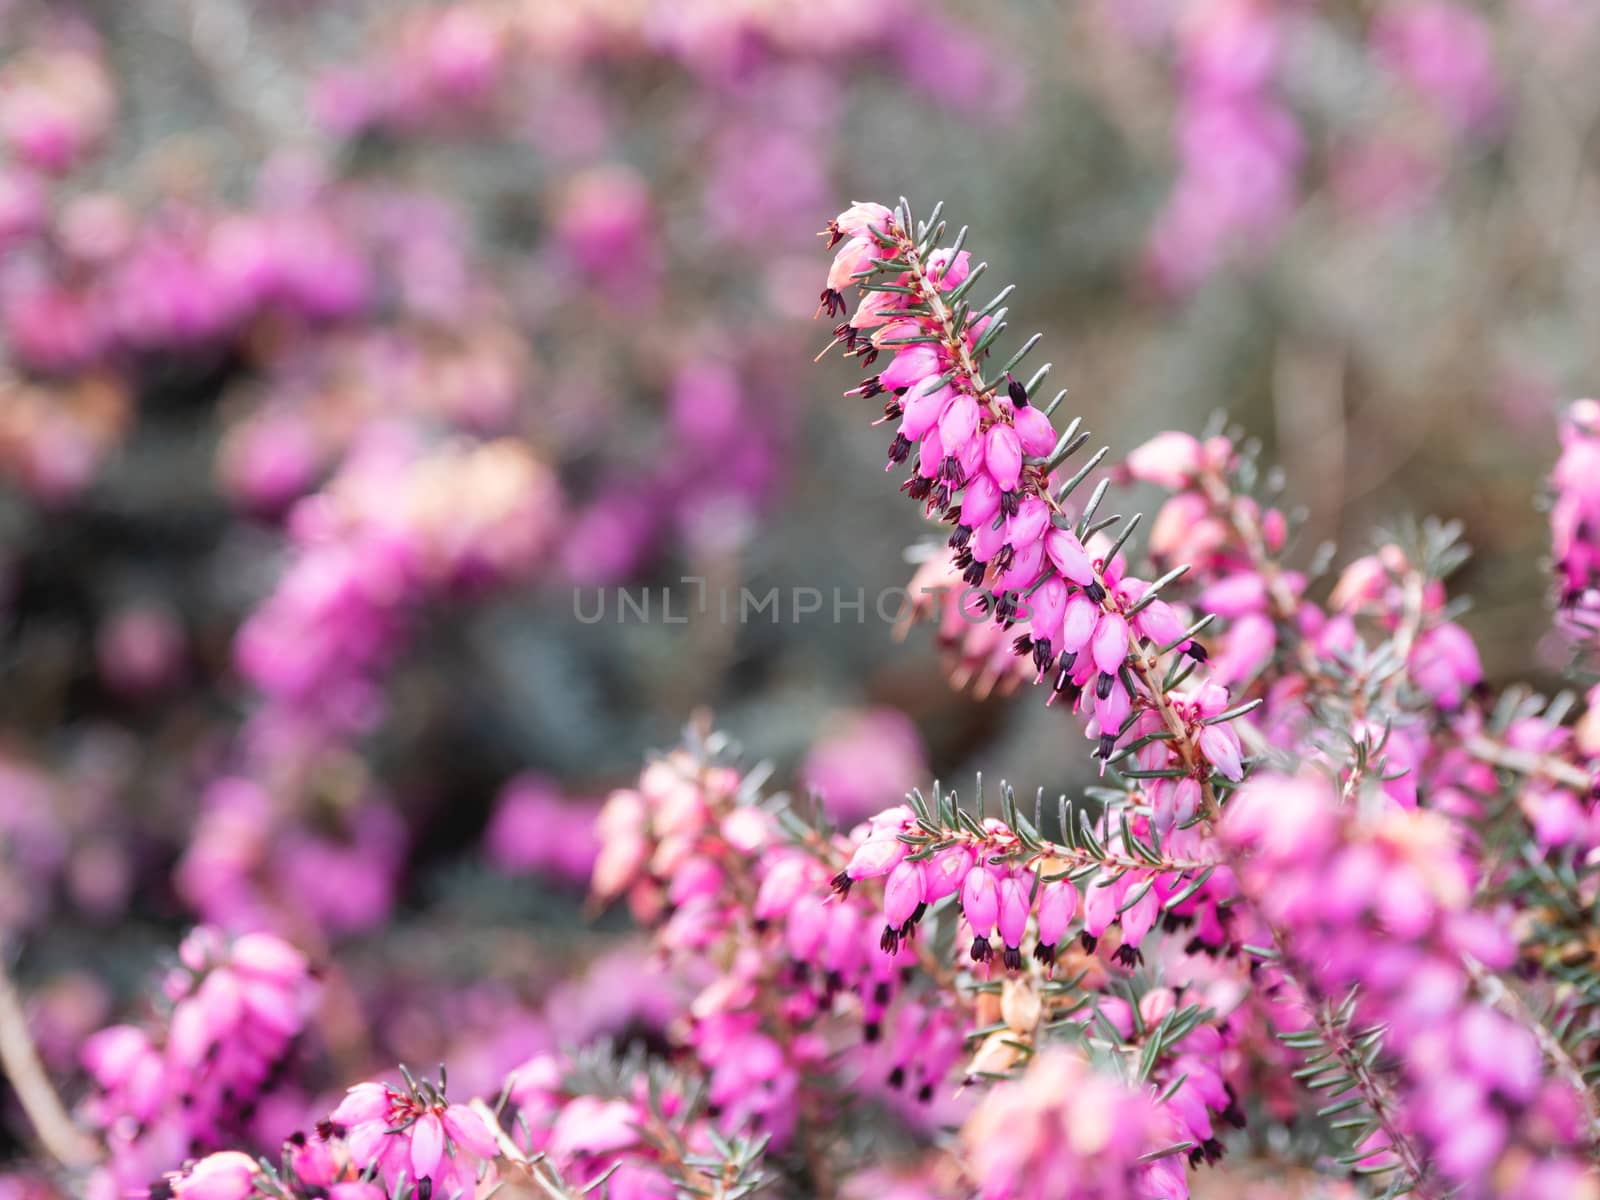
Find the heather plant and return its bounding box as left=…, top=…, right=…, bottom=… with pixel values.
left=6, top=3, right=1600, bottom=1200
left=5, top=189, right=1600, bottom=1200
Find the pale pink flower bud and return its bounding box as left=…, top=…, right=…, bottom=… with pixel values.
left=1083, top=873, right=1124, bottom=938
left=1029, top=577, right=1068, bottom=650
left=939, top=392, right=979, bottom=454
left=1129, top=593, right=1186, bottom=648
left=1035, top=880, right=1077, bottom=953
left=1012, top=405, right=1056, bottom=457
left=961, top=864, right=999, bottom=937
left=1006, top=496, right=1050, bottom=550
left=923, top=844, right=974, bottom=903
left=827, top=235, right=878, bottom=291
left=1172, top=778, right=1202, bottom=827
left=879, top=345, right=940, bottom=392
left=844, top=835, right=907, bottom=881
left=81, top=1025, right=149, bottom=1087
left=1060, top=594, right=1100, bottom=654
left=997, top=876, right=1031, bottom=967
left=592, top=827, right=649, bottom=901
left=443, top=1103, right=499, bottom=1160
left=1330, top=555, right=1388, bottom=611
left=785, top=895, right=829, bottom=961
left=1094, top=677, right=1130, bottom=730
left=1149, top=492, right=1211, bottom=561
left=229, top=933, right=308, bottom=985
left=410, top=1112, right=444, bottom=1180
left=331, top=1081, right=390, bottom=1126
left=1191, top=681, right=1231, bottom=719
left=1199, top=573, right=1268, bottom=616
left=1198, top=723, right=1245, bottom=781
left=1408, top=621, right=1482, bottom=710
left=165, top=999, right=212, bottom=1068
left=851, top=289, right=899, bottom=330
left=1125, top=431, right=1202, bottom=488
left=901, top=377, right=952, bottom=440
left=883, top=860, right=925, bottom=935
left=960, top=473, right=1001, bottom=528
left=816, top=905, right=860, bottom=979
left=755, top=856, right=808, bottom=920
left=1120, top=880, right=1160, bottom=948
left=1262, top=506, right=1288, bottom=551
left=835, top=201, right=893, bottom=238
left=1212, top=612, right=1276, bottom=685
left=1091, top=613, right=1130, bottom=675
left=173, top=1152, right=259, bottom=1200
left=984, top=424, right=1023, bottom=493
left=1044, top=527, right=1096, bottom=588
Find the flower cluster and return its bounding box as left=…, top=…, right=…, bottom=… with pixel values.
left=502, top=1051, right=736, bottom=1198
left=80, top=929, right=317, bottom=1198
left=315, top=0, right=1007, bottom=139
left=593, top=740, right=970, bottom=1145
left=963, top=1047, right=1187, bottom=1200
left=236, top=434, right=559, bottom=738
left=174, top=775, right=406, bottom=938
left=1085, top=0, right=1507, bottom=293
left=813, top=198, right=1600, bottom=1199
left=325, top=1075, right=498, bottom=1198
left=12, top=35, right=1600, bottom=1191
left=834, top=791, right=1218, bottom=972
left=820, top=201, right=1237, bottom=785
left=1223, top=775, right=1598, bottom=1198
left=1140, top=0, right=1301, bottom=295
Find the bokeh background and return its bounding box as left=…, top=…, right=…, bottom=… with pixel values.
left=3, top=0, right=1599, bottom=1179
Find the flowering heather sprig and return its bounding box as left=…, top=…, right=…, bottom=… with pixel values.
left=1124, top=432, right=1503, bottom=804
left=236, top=434, right=559, bottom=738
left=175, top=775, right=406, bottom=938
left=591, top=729, right=969, bottom=1151
left=1140, top=0, right=1301, bottom=296
left=961, top=1046, right=1189, bottom=1200
left=80, top=928, right=317, bottom=1196
left=504, top=1045, right=770, bottom=1200
left=1083, top=0, right=1505, bottom=293
left=1120, top=428, right=1303, bottom=691
left=816, top=199, right=1245, bottom=799
left=833, top=779, right=1220, bottom=972
left=1223, top=775, right=1600, bottom=1199
left=812, top=198, right=1600, bottom=1198
left=327, top=1070, right=499, bottom=1198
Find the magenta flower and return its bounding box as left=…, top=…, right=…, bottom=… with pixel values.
left=331, top=1076, right=498, bottom=1197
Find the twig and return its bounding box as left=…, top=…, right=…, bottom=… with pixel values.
left=0, top=953, right=100, bottom=1169
left=466, top=1098, right=578, bottom=1200
left=1465, top=734, right=1596, bottom=794
left=1463, top=955, right=1600, bottom=1147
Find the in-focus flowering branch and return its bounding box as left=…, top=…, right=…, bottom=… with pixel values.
left=818, top=199, right=1247, bottom=821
